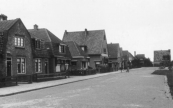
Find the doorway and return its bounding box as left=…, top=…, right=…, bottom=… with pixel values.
left=45, top=61, right=48, bottom=74
left=6, top=58, right=12, bottom=76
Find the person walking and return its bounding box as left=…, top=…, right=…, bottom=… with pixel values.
left=126, top=61, right=130, bottom=72
left=120, top=61, right=124, bottom=72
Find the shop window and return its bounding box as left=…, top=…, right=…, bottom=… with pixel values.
left=17, top=58, right=26, bottom=74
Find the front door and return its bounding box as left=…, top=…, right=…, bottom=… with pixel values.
left=45, top=61, right=48, bottom=74
left=6, top=58, right=12, bottom=76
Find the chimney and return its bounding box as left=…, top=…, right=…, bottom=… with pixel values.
left=134, top=51, right=136, bottom=56
left=65, top=30, right=67, bottom=34
left=0, top=14, right=7, bottom=21
left=85, top=28, right=88, bottom=36
left=34, top=24, right=38, bottom=30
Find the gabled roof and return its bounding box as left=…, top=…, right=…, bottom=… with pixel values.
left=0, top=18, right=19, bottom=32
left=65, top=41, right=88, bottom=58
left=122, top=50, right=129, bottom=60
left=63, top=29, right=106, bottom=55
left=0, top=18, right=20, bottom=54
left=107, top=43, right=119, bottom=58
left=28, top=28, right=63, bottom=44
left=28, top=28, right=67, bottom=57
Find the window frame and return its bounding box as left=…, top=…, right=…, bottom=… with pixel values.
left=17, top=57, right=26, bottom=74
left=35, top=58, right=42, bottom=73
left=59, top=45, right=66, bottom=53
left=14, top=36, right=25, bottom=48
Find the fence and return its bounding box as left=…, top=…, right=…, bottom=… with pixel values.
left=70, top=69, right=96, bottom=76
left=0, top=76, right=18, bottom=87
left=32, top=72, right=67, bottom=82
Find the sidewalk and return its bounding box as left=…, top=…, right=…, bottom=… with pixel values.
left=0, top=71, right=121, bottom=97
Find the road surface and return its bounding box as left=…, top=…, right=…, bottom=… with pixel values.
left=0, top=67, right=173, bottom=108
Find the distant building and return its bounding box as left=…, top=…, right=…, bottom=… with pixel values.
left=154, top=49, right=171, bottom=66
left=107, top=43, right=121, bottom=71
left=65, top=41, right=89, bottom=70
left=63, top=29, right=109, bottom=69
left=135, top=54, right=146, bottom=66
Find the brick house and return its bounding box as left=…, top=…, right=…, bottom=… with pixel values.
left=154, top=50, right=171, bottom=66
left=28, top=25, right=71, bottom=73
left=107, top=43, right=121, bottom=71
left=30, top=34, right=50, bottom=74
left=0, top=14, right=33, bottom=77
left=63, top=29, right=109, bottom=69
left=65, top=41, right=89, bottom=70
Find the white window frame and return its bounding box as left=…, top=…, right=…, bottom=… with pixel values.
left=17, top=57, right=26, bottom=74
left=59, top=45, right=65, bottom=53
left=15, top=37, right=25, bottom=47
left=35, top=58, right=42, bottom=73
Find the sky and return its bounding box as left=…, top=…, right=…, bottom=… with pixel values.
left=0, top=0, right=173, bottom=61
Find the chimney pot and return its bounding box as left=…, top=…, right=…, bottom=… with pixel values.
left=0, top=14, right=7, bottom=21
left=34, top=24, right=38, bottom=30
left=85, top=28, right=88, bottom=35
left=65, top=30, right=67, bottom=34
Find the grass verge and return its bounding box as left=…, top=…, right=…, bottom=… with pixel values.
left=152, top=69, right=173, bottom=99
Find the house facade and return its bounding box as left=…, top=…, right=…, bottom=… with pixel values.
left=31, top=36, right=50, bottom=74
left=63, top=29, right=109, bottom=69
left=28, top=25, right=71, bottom=73
left=107, top=43, right=121, bottom=71
left=0, top=15, right=33, bottom=77
left=65, top=41, right=89, bottom=70
left=154, top=50, right=171, bottom=66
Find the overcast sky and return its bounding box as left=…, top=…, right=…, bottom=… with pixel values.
left=1, top=0, right=173, bottom=61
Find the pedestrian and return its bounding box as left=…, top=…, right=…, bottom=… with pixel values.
left=120, top=62, right=124, bottom=72
left=126, top=61, right=130, bottom=72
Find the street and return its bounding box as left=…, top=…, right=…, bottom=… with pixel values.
left=0, top=67, right=173, bottom=108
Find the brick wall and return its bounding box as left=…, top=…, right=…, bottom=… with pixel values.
left=5, top=20, right=33, bottom=76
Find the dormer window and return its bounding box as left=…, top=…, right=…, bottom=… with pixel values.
left=81, top=47, right=85, bottom=51
left=80, top=46, right=87, bottom=52
left=15, top=37, right=24, bottom=47
left=59, top=44, right=65, bottom=53
left=35, top=39, right=44, bottom=49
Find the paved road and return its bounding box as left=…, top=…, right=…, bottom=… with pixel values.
left=0, top=67, right=172, bottom=108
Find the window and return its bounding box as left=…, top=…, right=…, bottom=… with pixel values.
left=103, top=48, right=107, bottom=54
left=15, top=37, right=24, bottom=47
left=71, top=61, right=77, bottom=66
left=81, top=47, right=84, bottom=51
left=17, top=58, right=26, bottom=74
left=59, top=45, right=65, bottom=53
left=35, top=39, right=43, bottom=49
left=35, top=59, right=42, bottom=73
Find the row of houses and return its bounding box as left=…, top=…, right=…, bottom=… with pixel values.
left=0, top=14, right=134, bottom=79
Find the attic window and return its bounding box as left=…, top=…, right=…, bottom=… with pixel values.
left=35, top=39, right=44, bottom=49
left=80, top=46, right=87, bottom=52
left=59, top=45, right=65, bottom=53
